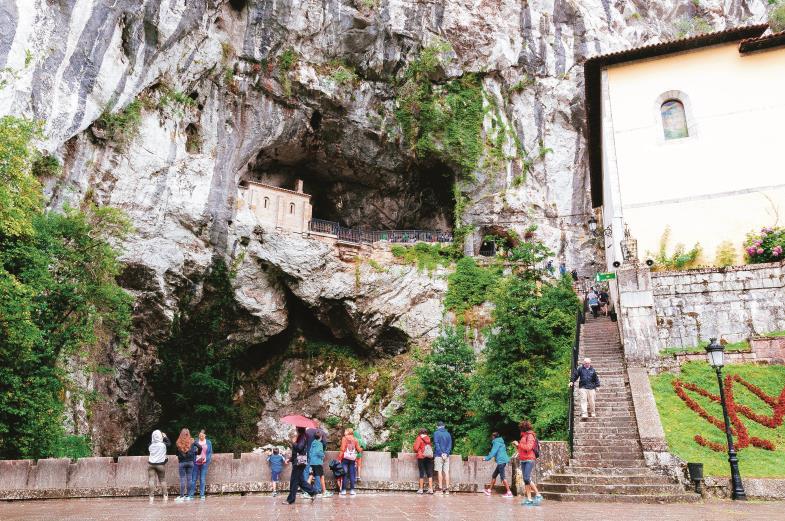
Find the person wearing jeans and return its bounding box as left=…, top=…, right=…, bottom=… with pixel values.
left=339, top=427, right=362, bottom=495
left=570, top=358, right=601, bottom=419
left=174, top=428, right=202, bottom=501
left=483, top=432, right=513, bottom=498
left=189, top=429, right=213, bottom=500
left=147, top=430, right=170, bottom=502
left=285, top=428, right=318, bottom=504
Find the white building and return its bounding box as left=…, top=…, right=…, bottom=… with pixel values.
left=237, top=179, right=313, bottom=234
left=585, top=24, right=785, bottom=270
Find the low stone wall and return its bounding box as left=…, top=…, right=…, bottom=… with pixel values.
left=702, top=477, right=785, bottom=500
left=0, top=445, right=568, bottom=500
left=652, top=261, right=785, bottom=348
left=651, top=336, right=785, bottom=374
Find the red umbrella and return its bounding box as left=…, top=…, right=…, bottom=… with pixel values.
left=280, top=414, right=318, bottom=429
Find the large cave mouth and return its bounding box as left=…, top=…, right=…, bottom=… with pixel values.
left=245, top=150, right=456, bottom=231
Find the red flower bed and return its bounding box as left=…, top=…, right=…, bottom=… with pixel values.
left=672, top=373, right=785, bottom=453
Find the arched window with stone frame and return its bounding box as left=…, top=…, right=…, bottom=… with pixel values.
left=289, top=202, right=295, bottom=214
left=654, top=91, right=695, bottom=142
left=263, top=196, right=269, bottom=209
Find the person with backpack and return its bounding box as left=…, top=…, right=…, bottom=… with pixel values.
left=515, top=420, right=543, bottom=506
left=174, top=428, right=202, bottom=502
left=309, top=431, right=332, bottom=497
left=147, top=430, right=170, bottom=502
left=284, top=427, right=318, bottom=504
left=339, top=427, right=362, bottom=495
left=413, top=428, right=435, bottom=494
left=483, top=432, right=513, bottom=498
left=433, top=421, right=453, bottom=494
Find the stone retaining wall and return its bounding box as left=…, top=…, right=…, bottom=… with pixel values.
left=702, top=477, right=785, bottom=500
left=0, top=445, right=568, bottom=500
left=651, top=261, right=785, bottom=348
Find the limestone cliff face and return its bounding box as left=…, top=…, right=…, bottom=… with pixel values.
left=0, top=0, right=770, bottom=453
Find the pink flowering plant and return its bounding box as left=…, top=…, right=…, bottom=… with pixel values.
left=744, top=227, right=785, bottom=263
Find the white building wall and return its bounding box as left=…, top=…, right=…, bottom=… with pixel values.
left=603, top=42, right=785, bottom=265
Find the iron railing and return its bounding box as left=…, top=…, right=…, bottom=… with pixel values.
left=567, top=308, right=584, bottom=458
left=308, top=219, right=452, bottom=245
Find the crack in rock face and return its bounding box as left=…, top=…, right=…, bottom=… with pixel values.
left=0, top=0, right=770, bottom=453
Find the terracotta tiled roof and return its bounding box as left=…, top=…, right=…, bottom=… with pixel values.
left=739, top=30, right=785, bottom=53
left=239, top=179, right=311, bottom=197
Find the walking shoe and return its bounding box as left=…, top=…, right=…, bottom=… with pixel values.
left=534, top=494, right=543, bottom=504
left=322, top=491, right=334, bottom=498
left=427, top=489, right=434, bottom=495
left=185, top=496, right=193, bottom=501
left=272, top=491, right=278, bottom=497
left=522, top=499, right=535, bottom=506
left=503, top=491, right=514, bottom=498
left=416, top=489, right=424, bottom=494
left=350, top=490, right=356, bottom=496
left=339, top=490, right=347, bottom=496
left=174, top=496, right=184, bottom=502
left=443, top=489, right=449, bottom=495
left=302, top=493, right=311, bottom=499
left=200, top=496, right=205, bottom=501
left=483, top=488, right=491, bottom=496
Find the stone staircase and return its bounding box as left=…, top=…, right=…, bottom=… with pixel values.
left=539, top=316, right=698, bottom=503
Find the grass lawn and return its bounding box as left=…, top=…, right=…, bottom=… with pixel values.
left=651, top=362, right=785, bottom=477
left=659, top=340, right=749, bottom=357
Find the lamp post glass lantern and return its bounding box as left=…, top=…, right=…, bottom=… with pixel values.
left=588, top=216, right=612, bottom=238
left=588, top=216, right=598, bottom=233
left=704, top=338, right=746, bottom=500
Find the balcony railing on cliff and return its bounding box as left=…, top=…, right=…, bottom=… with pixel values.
left=308, top=219, right=453, bottom=245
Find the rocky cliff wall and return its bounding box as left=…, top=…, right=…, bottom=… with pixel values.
left=0, top=0, right=771, bottom=454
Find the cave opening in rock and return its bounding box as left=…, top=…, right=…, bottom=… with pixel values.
left=246, top=152, right=456, bottom=231
left=228, top=0, right=247, bottom=12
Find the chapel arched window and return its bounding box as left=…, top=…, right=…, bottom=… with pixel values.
left=661, top=99, right=688, bottom=140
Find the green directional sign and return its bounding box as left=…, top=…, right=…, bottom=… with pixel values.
left=595, top=272, right=616, bottom=282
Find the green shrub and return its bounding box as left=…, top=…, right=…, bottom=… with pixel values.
left=390, top=242, right=454, bottom=272
left=444, top=257, right=501, bottom=313
left=95, top=100, right=143, bottom=148
left=714, top=240, right=738, bottom=267
left=329, top=64, right=357, bottom=86
left=31, top=154, right=60, bottom=178
left=510, top=75, right=535, bottom=93
left=770, top=1, right=785, bottom=32
left=647, top=226, right=702, bottom=271
left=279, top=49, right=298, bottom=71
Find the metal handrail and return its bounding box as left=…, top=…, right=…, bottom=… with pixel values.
left=567, top=308, right=583, bottom=458
left=307, top=219, right=452, bottom=245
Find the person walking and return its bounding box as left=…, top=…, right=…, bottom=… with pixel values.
left=570, top=357, right=601, bottom=419
left=174, top=428, right=202, bottom=502
left=147, top=430, right=170, bottom=502
left=339, top=427, right=362, bottom=496
left=483, top=432, right=513, bottom=498
left=433, top=421, right=452, bottom=494
left=285, top=427, right=318, bottom=504
left=413, top=428, right=435, bottom=494
left=302, top=424, right=323, bottom=495
left=599, top=288, right=610, bottom=316
left=189, top=429, right=212, bottom=501
left=309, top=431, right=332, bottom=497
left=587, top=289, right=600, bottom=318
left=516, top=421, right=543, bottom=506
left=267, top=447, right=286, bottom=497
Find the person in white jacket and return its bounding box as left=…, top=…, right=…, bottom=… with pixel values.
left=148, top=430, right=171, bottom=502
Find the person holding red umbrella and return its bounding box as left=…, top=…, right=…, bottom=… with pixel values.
left=280, top=416, right=319, bottom=505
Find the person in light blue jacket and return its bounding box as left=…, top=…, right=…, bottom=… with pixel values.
left=308, top=431, right=332, bottom=497
left=483, top=432, right=512, bottom=497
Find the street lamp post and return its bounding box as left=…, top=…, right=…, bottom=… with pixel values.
left=705, top=338, right=747, bottom=500
left=588, top=216, right=612, bottom=238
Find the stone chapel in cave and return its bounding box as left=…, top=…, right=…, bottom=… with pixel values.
left=238, top=178, right=313, bottom=234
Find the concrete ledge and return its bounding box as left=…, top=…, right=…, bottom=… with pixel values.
left=703, top=477, right=785, bottom=499
left=0, top=460, right=31, bottom=491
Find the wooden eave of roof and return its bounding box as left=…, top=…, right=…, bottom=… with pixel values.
left=239, top=179, right=312, bottom=198
left=739, top=30, right=785, bottom=53
left=583, top=24, right=769, bottom=208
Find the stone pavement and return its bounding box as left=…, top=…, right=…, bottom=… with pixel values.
left=0, top=494, right=781, bottom=521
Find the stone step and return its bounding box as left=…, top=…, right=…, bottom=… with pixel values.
left=563, top=466, right=657, bottom=475
left=545, top=474, right=674, bottom=485
left=573, top=440, right=642, bottom=448
left=571, top=459, right=648, bottom=468
left=539, top=483, right=686, bottom=495
left=540, top=492, right=700, bottom=503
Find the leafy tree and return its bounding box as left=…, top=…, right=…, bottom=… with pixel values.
left=153, top=257, right=254, bottom=452
left=444, top=257, right=501, bottom=313
left=0, top=116, right=132, bottom=459
left=393, top=328, right=475, bottom=450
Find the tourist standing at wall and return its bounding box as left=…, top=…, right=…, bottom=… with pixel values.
left=570, top=357, right=601, bottom=419
left=309, top=431, right=332, bottom=497
left=147, top=430, right=170, bottom=502
left=267, top=447, right=286, bottom=497
left=189, top=429, right=212, bottom=501
left=413, top=428, right=435, bottom=495
left=515, top=421, right=543, bottom=506
left=483, top=432, right=513, bottom=498
left=174, top=429, right=202, bottom=502
left=285, top=427, right=318, bottom=504
left=354, top=428, right=366, bottom=482
left=433, top=421, right=453, bottom=494
left=339, top=428, right=362, bottom=495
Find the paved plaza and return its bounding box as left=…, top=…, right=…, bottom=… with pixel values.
left=1, top=494, right=782, bottom=521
